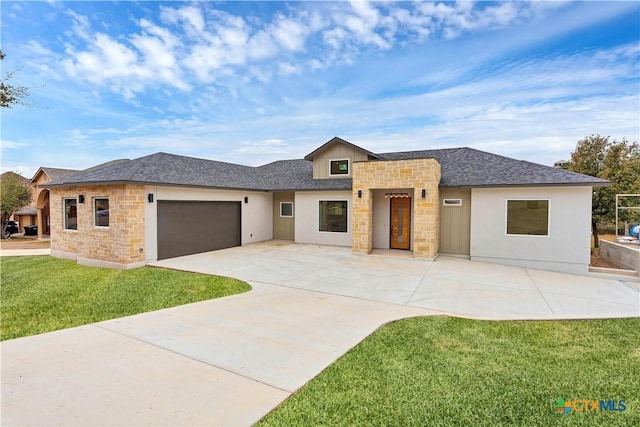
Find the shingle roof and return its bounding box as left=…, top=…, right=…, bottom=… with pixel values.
left=379, top=147, right=609, bottom=187
left=257, top=160, right=352, bottom=191
left=45, top=153, right=266, bottom=190
left=0, top=171, right=30, bottom=185
left=37, top=167, right=81, bottom=182
left=44, top=140, right=608, bottom=190
left=304, top=136, right=382, bottom=161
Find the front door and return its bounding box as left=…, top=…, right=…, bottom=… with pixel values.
left=390, top=197, right=411, bottom=250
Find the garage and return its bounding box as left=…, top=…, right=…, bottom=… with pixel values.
left=157, top=200, right=241, bottom=260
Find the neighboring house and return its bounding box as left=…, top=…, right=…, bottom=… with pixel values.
left=554, top=160, right=570, bottom=169
left=43, top=137, right=608, bottom=274
left=30, top=167, right=82, bottom=238
left=1, top=171, right=32, bottom=232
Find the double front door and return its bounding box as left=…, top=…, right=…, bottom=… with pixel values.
left=390, top=197, right=411, bottom=250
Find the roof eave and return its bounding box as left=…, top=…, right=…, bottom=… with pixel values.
left=303, top=137, right=382, bottom=161
left=43, top=180, right=272, bottom=192
left=454, top=182, right=611, bottom=189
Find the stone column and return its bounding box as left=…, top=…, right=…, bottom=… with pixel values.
left=352, top=187, right=372, bottom=254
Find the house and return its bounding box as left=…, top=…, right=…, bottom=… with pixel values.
left=28, top=167, right=82, bottom=238
left=1, top=171, right=33, bottom=232
left=43, top=137, right=608, bottom=274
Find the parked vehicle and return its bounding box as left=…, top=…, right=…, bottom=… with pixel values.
left=2, top=221, right=19, bottom=239
left=24, top=224, right=38, bottom=236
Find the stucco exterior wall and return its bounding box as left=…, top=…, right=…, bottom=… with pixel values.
left=144, top=186, right=273, bottom=262
left=294, top=191, right=353, bottom=246
left=352, top=159, right=440, bottom=259
left=469, top=186, right=592, bottom=274
left=50, top=185, right=146, bottom=268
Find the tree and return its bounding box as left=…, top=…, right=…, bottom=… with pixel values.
left=0, top=49, right=32, bottom=108
left=0, top=172, right=32, bottom=238
left=568, top=135, right=640, bottom=247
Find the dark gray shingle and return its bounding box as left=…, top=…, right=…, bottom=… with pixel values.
left=379, top=147, right=608, bottom=187
left=44, top=142, right=608, bottom=190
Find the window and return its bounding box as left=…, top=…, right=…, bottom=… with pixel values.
left=506, top=200, right=549, bottom=236
left=319, top=200, right=348, bottom=233
left=443, top=199, right=462, bottom=206
left=64, top=198, right=77, bottom=230
left=280, top=202, right=293, bottom=218
left=330, top=159, right=349, bottom=176
left=95, top=198, right=109, bottom=227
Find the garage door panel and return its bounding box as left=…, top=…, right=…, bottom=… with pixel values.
left=158, top=201, right=241, bottom=260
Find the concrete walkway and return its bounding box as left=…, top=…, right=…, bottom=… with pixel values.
left=2, top=284, right=431, bottom=426
left=0, top=248, right=50, bottom=256
left=2, top=242, right=638, bottom=426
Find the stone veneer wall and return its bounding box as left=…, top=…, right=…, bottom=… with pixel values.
left=352, top=159, right=441, bottom=259
left=50, top=185, right=146, bottom=268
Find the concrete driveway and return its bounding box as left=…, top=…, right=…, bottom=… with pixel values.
left=153, top=241, right=640, bottom=320
left=2, top=242, right=638, bottom=426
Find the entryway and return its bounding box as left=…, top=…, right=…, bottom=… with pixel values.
left=390, top=197, right=411, bottom=250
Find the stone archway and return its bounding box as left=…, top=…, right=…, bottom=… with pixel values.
left=36, top=189, right=50, bottom=238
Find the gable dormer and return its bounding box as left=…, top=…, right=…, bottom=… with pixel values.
left=304, top=137, right=381, bottom=179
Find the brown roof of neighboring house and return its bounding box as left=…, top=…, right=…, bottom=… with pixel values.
left=1, top=171, right=30, bottom=185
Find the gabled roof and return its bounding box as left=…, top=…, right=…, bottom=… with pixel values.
left=304, top=136, right=382, bottom=161
left=32, top=167, right=81, bottom=183
left=42, top=138, right=609, bottom=191
left=379, top=147, right=609, bottom=187
left=44, top=152, right=265, bottom=190
left=257, top=160, right=352, bottom=191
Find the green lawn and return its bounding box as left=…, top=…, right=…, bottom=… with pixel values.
left=259, top=316, right=640, bottom=426
left=0, top=256, right=250, bottom=341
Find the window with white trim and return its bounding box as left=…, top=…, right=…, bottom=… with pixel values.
left=329, top=159, right=349, bottom=176
left=64, top=198, right=78, bottom=230
left=280, top=202, right=293, bottom=218
left=506, top=200, right=549, bottom=236
left=319, top=200, right=348, bottom=233
left=95, top=198, right=109, bottom=227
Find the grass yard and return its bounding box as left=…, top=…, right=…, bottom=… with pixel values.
left=0, top=256, right=250, bottom=341
left=259, top=316, right=640, bottom=427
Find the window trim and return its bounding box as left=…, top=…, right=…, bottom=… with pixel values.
left=63, top=198, right=78, bottom=231
left=328, top=158, right=350, bottom=177
left=318, top=199, right=349, bottom=234
left=443, top=198, right=462, bottom=206
left=505, top=199, right=550, bottom=237
left=94, top=197, right=110, bottom=228
left=280, top=201, right=294, bottom=218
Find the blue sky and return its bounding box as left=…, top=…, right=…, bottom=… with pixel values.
left=1, top=1, right=639, bottom=178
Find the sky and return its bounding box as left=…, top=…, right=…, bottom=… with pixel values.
left=1, top=0, right=639, bottom=178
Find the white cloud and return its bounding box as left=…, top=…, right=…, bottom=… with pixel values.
left=0, top=140, right=29, bottom=150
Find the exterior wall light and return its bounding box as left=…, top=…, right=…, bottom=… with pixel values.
left=78, top=195, right=85, bottom=203
left=358, top=190, right=362, bottom=198
left=421, top=189, right=426, bottom=198
left=147, top=193, right=154, bottom=203
left=244, top=196, right=249, bottom=204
